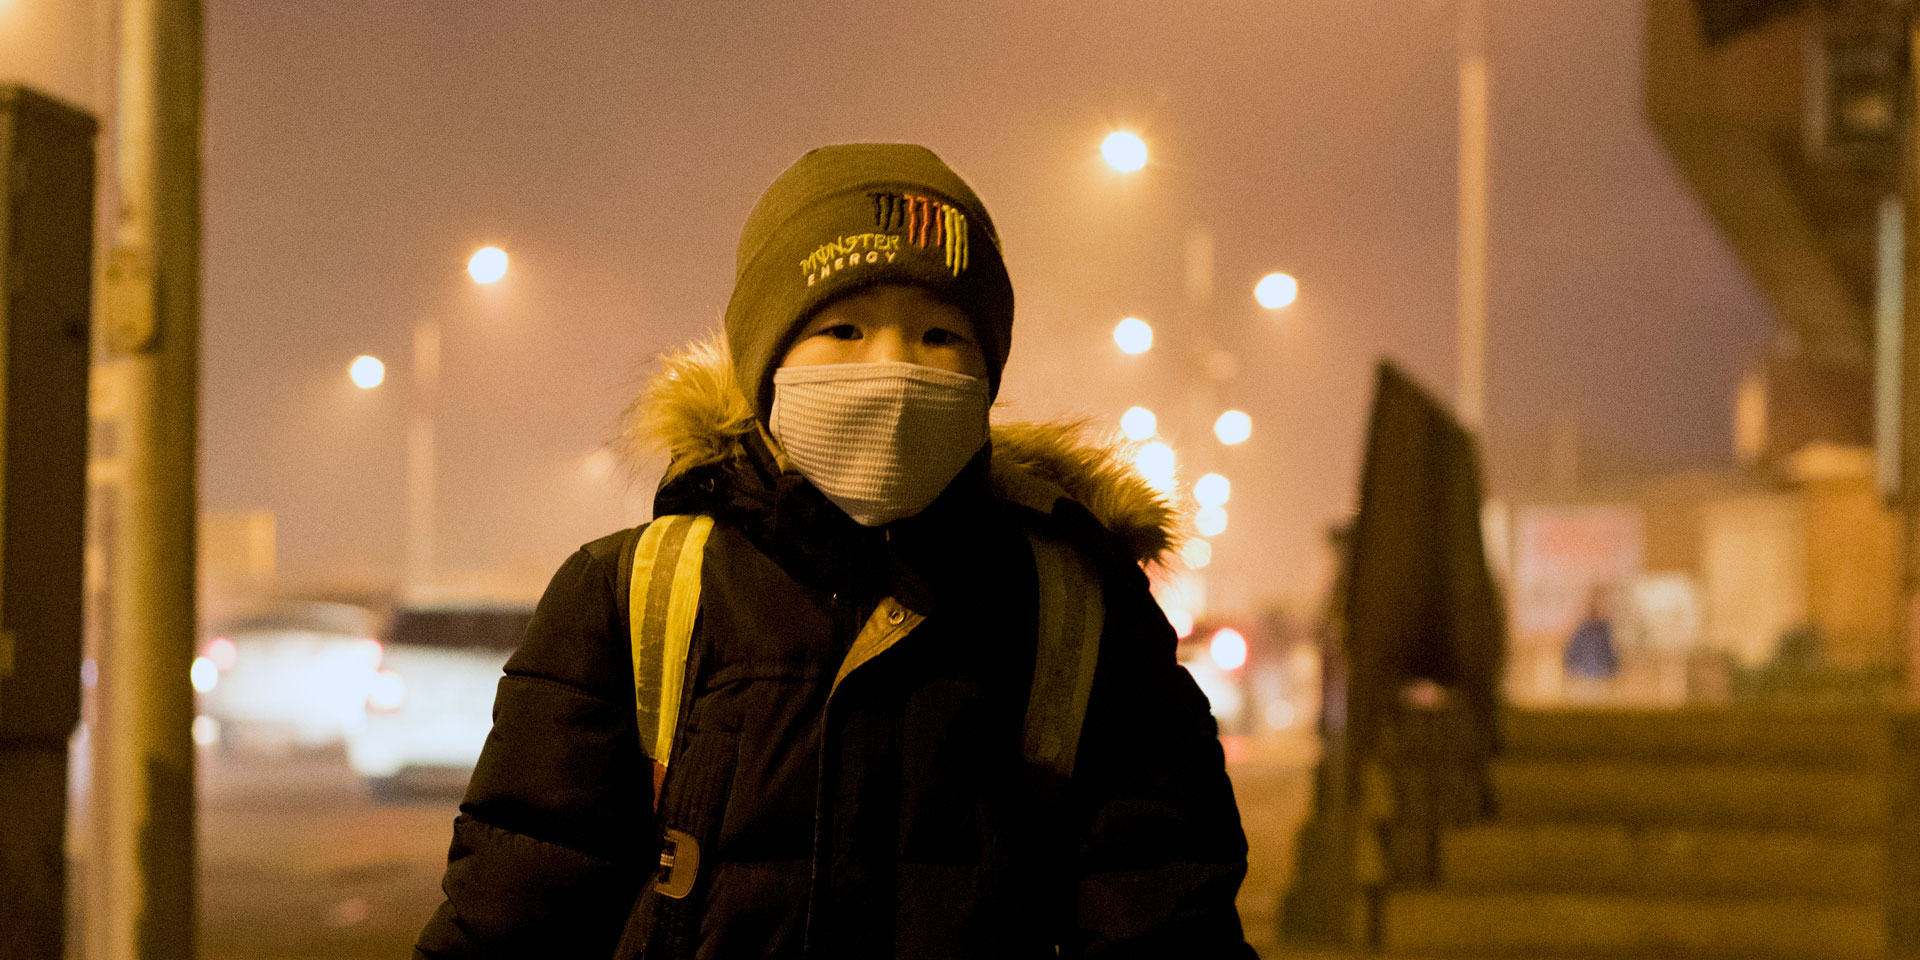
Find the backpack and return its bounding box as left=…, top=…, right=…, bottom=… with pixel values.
left=626, top=514, right=1105, bottom=899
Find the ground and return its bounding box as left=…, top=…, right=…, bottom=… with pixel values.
left=166, top=730, right=1317, bottom=958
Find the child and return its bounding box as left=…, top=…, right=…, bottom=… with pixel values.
left=415, top=143, right=1256, bottom=959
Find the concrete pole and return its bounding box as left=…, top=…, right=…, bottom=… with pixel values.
left=90, top=0, right=200, bottom=956
left=1456, top=0, right=1490, bottom=432
left=407, top=316, right=439, bottom=597
left=1899, top=20, right=1920, bottom=699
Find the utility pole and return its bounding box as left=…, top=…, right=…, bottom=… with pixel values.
left=89, top=0, right=201, bottom=956
left=1905, top=20, right=1920, bottom=699
left=408, top=317, right=439, bottom=596
left=1902, top=16, right=1920, bottom=701
left=1457, top=0, right=1490, bottom=432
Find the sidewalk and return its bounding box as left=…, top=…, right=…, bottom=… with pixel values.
left=1223, top=730, right=1322, bottom=957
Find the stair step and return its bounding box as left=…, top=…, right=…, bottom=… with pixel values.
left=1441, top=823, right=1883, bottom=898
left=1382, top=891, right=1885, bottom=959
left=1502, top=709, right=1890, bottom=768
left=1491, top=760, right=1886, bottom=833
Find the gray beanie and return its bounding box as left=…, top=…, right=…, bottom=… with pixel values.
left=723, top=143, right=1015, bottom=422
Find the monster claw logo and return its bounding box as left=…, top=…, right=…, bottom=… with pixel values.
left=870, top=192, right=969, bottom=277
left=800, top=193, right=971, bottom=287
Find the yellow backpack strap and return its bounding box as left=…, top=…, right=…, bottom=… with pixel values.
left=629, top=514, right=715, bottom=768
left=1022, top=530, right=1105, bottom=778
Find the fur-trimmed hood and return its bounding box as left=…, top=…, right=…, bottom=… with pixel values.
left=625, top=334, right=1182, bottom=567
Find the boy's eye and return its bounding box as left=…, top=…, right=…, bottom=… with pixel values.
left=821, top=324, right=861, bottom=341
left=923, top=328, right=965, bottom=346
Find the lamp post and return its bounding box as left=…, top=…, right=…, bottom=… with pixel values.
left=404, top=246, right=505, bottom=596
left=1456, top=0, right=1490, bottom=431
left=1100, top=131, right=1288, bottom=553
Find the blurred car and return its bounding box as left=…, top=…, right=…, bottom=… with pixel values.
left=343, top=601, right=533, bottom=786
left=193, top=601, right=385, bottom=751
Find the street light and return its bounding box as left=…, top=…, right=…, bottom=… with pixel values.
left=1121, top=406, right=1158, bottom=441
left=468, top=246, right=508, bottom=284
left=408, top=246, right=506, bottom=593
left=1209, top=627, right=1248, bottom=671
left=1196, top=505, right=1228, bottom=537
left=1102, top=131, right=1148, bottom=173
left=1113, top=317, right=1154, bottom=355
left=1092, top=135, right=1276, bottom=628
left=349, top=355, right=386, bottom=389
left=1134, top=440, right=1177, bottom=494
left=1194, top=472, right=1231, bottom=508
left=1214, top=410, right=1252, bottom=446
left=1255, top=272, right=1298, bottom=310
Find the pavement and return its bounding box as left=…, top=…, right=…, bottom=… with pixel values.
left=1225, top=731, right=1321, bottom=958
left=163, top=729, right=1321, bottom=958
left=198, top=747, right=454, bottom=960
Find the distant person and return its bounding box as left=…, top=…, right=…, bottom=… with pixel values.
left=414, top=144, right=1256, bottom=958
left=1563, top=590, right=1620, bottom=699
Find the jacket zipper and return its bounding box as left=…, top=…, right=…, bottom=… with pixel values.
left=801, top=592, right=871, bottom=960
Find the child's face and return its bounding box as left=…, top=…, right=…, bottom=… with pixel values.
left=781, top=284, right=988, bottom=379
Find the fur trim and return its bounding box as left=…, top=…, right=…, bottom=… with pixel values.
left=626, top=336, right=1183, bottom=566
left=987, top=418, right=1183, bottom=567
left=624, top=332, right=758, bottom=485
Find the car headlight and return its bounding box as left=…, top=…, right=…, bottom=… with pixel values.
left=368, top=668, right=406, bottom=713
left=190, top=657, right=219, bottom=693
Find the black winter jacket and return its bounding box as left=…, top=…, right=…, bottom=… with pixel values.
left=415, top=341, right=1256, bottom=960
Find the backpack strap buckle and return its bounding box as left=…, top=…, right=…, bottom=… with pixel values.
left=653, top=827, right=701, bottom=900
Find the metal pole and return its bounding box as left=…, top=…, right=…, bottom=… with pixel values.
left=1901, top=20, right=1920, bottom=700
left=1456, top=0, right=1490, bottom=431
left=91, top=0, right=200, bottom=956
left=407, top=316, right=439, bottom=596
left=1876, top=194, right=1904, bottom=505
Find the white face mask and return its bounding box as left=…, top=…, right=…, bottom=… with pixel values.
left=769, top=361, right=990, bottom=527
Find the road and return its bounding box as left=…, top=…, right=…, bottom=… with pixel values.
left=198, top=748, right=456, bottom=960
left=187, top=733, right=1317, bottom=958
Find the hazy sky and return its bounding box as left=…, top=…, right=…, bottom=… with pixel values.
left=178, top=0, right=1772, bottom=611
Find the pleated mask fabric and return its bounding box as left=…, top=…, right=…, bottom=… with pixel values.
left=769, top=361, right=990, bottom=527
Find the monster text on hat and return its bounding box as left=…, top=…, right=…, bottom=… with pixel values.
left=799, top=233, right=903, bottom=287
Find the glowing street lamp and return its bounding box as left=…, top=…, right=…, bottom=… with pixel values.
left=189, top=657, right=218, bottom=693
left=1114, top=317, right=1153, bottom=355
left=1196, top=505, right=1228, bottom=537
left=1181, top=538, right=1213, bottom=569
left=1255, top=272, right=1298, bottom=309
left=1194, top=472, right=1230, bottom=508
left=1214, top=410, right=1252, bottom=446
left=1102, top=131, right=1148, bottom=173
left=1120, top=406, right=1158, bottom=441
left=349, top=355, right=386, bottom=389
left=467, top=245, right=509, bottom=284
left=1133, top=440, right=1177, bottom=494
left=1209, top=627, right=1248, bottom=671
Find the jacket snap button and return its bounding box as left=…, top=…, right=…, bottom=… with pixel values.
left=887, top=606, right=905, bottom=626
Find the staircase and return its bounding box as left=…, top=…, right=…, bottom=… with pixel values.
left=1377, top=708, right=1898, bottom=959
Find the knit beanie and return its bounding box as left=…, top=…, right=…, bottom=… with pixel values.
left=724, top=143, right=1015, bottom=423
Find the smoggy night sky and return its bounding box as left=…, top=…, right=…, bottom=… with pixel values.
left=83, top=0, right=1779, bottom=611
